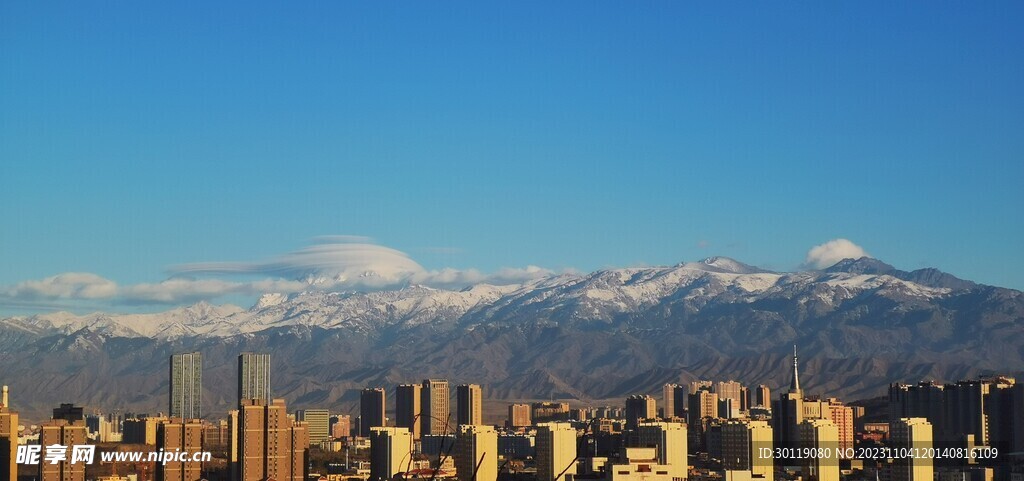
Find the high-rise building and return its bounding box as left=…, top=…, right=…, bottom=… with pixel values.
left=369, top=427, right=413, bottom=481
left=331, top=414, right=352, bottom=440
left=755, top=385, right=771, bottom=408
left=672, top=385, right=688, bottom=422
left=888, top=376, right=1017, bottom=447
left=719, top=398, right=741, bottom=419
left=455, top=424, right=498, bottom=481
left=170, top=352, right=202, bottom=420
left=825, top=399, right=854, bottom=458
left=421, top=379, right=451, bottom=436
left=457, top=384, right=483, bottom=427
left=396, top=383, right=423, bottom=440
left=721, top=419, right=773, bottom=481
left=663, top=384, right=679, bottom=419
left=688, top=389, right=719, bottom=427
left=890, top=418, right=933, bottom=481
left=235, top=398, right=308, bottom=481
left=40, top=418, right=88, bottom=481
left=0, top=386, right=17, bottom=481
left=156, top=418, right=204, bottom=481
left=508, top=403, right=532, bottom=429
left=773, top=346, right=805, bottom=449
left=625, top=395, right=657, bottom=430
left=295, top=409, right=331, bottom=444
left=799, top=419, right=839, bottom=481
left=536, top=423, right=577, bottom=481
left=361, top=388, right=387, bottom=437
left=715, top=381, right=743, bottom=407
left=636, top=421, right=688, bottom=479
left=237, top=352, right=271, bottom=405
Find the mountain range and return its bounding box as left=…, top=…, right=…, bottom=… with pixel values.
left=2, top=256, right=1022, bottom=422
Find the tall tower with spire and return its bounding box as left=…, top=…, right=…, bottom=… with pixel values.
left=789, top=345, right=801, bottom=394
left=774, top=345, right=806, bottom=449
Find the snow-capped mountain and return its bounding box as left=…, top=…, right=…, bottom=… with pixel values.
left=1, top=256, right=1022, bottom=420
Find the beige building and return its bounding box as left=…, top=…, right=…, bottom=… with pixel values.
left=721, top=419, right=773, bottom=481
left=662, top=384, right=679, bottom=419
left=40, top=419, right=88, bottom=481
left=0, top=386, right=17, bottom=481
left=396, top=383, right=423, bottom=440
left=799, top=419, right=839, bottom=481
left=532, top=402, right=571, bottom=423
left=508, top=403, right=531, bottom=429
left=636, top=421, right=688, bottom=480
left=455, top=424, right=498, bottom=481
left=604, top=447, right=683, bottom=481
left=156, top=418, right=204, bottom=481
left=688, top=389, right=719, bottom=427
left=422, top=379, right=451, bottom=436
left=457, top=384, right=483, bottom=427
left=825, top=399, right=854, bottom=458
left=715, top=381, right=743, bottom=408
left=369, top=427, right=413, bottom=481
left=536, top=422, right=578, bottom=481
left=890, top=418, right=933, bottom=481
left=235, top=398, right=309, bottom=481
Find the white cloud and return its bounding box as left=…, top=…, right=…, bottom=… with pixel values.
left=804, top=239, right=870, bottom=269
left=2, top=272, right=118, bottom=300
left=172, top=236, right=426, bottom=284
left=0, top=237, right=557, bottom=308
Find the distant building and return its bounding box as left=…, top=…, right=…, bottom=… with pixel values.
left=457, top=384, right=483, bottom=427
left=455, top=424, right=498, bottom=481
left=533, top=402, right=571, bottom=423
left=361, top=388, right=387, bottom=437
left=662, top=384, right=680, bottom=419
left=536, top=423, right=577, bottom=481
left=421, top=379, right=451, bottom=436
left=754, top=385, right=771, bottom=408
left=170, top=352, right=202, bottom=420
left=625, top=395, right=657, bottom=430
left=330, top=414, right=352, bottom=440
left=53, top=403, right=85, bottom=422
left=396, top=383, right=423, bottom=440
left=369, top=427, right=412, bottom=481
left=889, top=376, right=1017, bottom=448
left=508, top=403, right=532, bottom=429
left=296, top=409, right=331, bottom=444
left=715, top=381, right=743, bottom=409
left=237, top=352, right=271, bottom=405
left=688, top=389, right=719, bottom=427
left=123, top=416, right=170, bottom=445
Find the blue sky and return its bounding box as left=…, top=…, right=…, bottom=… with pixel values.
left=1, top=2, right=1022, bottom=312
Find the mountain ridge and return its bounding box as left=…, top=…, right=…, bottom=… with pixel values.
left=1, top=256, right=1022, bottom=421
